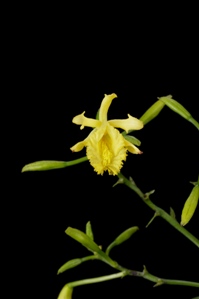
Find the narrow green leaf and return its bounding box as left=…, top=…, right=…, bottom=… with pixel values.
left=145, top=212, right=158, bottom=228
left=123, top=135, right=141, bottom=146
left=159, top=96, right=199, bottom=130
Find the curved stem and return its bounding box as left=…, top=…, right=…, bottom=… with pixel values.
left=117, top=173, right=199, bottom=248
left=81, top=255, right=97, bottom=262
left=66, top=263, right=199, bottom=289
left=67, top=272, right=125, bottom=288
left=113, top=263, right=199, bottom=288
left=77, top=245, right=199, bottom=288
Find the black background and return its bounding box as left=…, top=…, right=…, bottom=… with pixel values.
left=11, top=10, right=199, bottom=299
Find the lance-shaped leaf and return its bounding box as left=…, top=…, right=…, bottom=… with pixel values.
left=106, top=226, right=139, bottom=255
left=159, top=95, right=199, bottom=130
left=181, top=182, right=199, bottom=226
left=123, top=135, right=141, bottom=146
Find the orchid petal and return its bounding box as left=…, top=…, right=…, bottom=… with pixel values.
left=70, top=127, right=101, bottom=152
left=99, top=93, right=117, bottom=122
left=123, top=137, right=143, bottom=154
left=72, top=112, right=101, bottom=129
left=109, top=114, right=143, bottom=133
left=70, top=140, right=86, bottom=152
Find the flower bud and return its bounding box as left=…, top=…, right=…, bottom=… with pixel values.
left=106, top=226, right=139, bottom=255
left=66, top=227, right=116, bottom=266
left=21, top=160, right=68, bottom=172
left=181, top=184, right=199, bottom=226
left=57, top=285, right=73, bottom=299
left=57, top=258, right=82, bottom=274
left=66, top=227, right=101, bottom=253
left=113, top=226, right=139, bottom=245
left=139, top=100, right=165, bottom=125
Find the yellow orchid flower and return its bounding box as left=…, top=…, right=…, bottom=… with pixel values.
left=70, top=94, right=143, bottom=175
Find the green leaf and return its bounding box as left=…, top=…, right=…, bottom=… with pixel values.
left=159, top=96, right=199, bottom=130
left=123, top=135, right=141, bottom=146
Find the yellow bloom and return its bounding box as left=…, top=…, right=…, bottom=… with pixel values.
left=70, top=94, right=143, bottom=175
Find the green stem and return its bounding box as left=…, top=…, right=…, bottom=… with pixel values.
left=141, top=267, right=199, bottom=287
left=61, top=222, right=199, bottom=289
left=109, top=262, right=199, bottom=288
left=63, top=156, right=88, bottom=166
left=66, top=264, right=199, bottom=289
left=81, top=255, right=97, bottom=262
left=88, top=248, right=199, bottom=288
left=117, top=173, right=199, bottom=248
left=67, top=272, right=125, bottom=288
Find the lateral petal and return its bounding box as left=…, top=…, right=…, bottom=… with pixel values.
left=109, top=114, right=143, bottom=133
left=70, top=140, right=86, bottom=152
left=72, top=112, right=101, bottom=129
left=123, top=137, right=143, bottom=154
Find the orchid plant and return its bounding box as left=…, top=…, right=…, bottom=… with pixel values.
left=22, top=94, right=199, bottom=299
